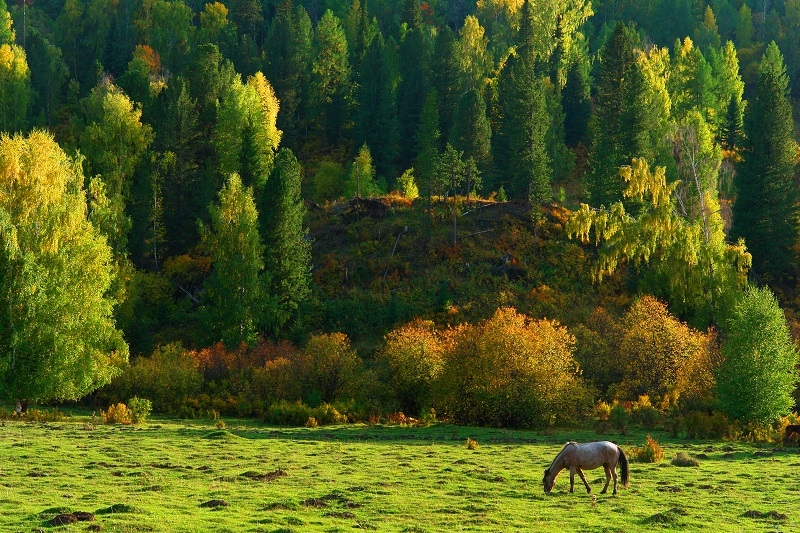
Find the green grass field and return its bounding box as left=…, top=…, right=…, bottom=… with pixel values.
left=2, top=416, right=798, bottom=532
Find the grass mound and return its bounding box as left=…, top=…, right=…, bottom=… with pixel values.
left=202, top=430, right=241, bottom=440
left=96, top=503, right=138, bottom=514
left=643, top=507, right=688, bottom=524
left=743, top=510, right=787, bottom=520
left=671, top=452, right=700, bottom=467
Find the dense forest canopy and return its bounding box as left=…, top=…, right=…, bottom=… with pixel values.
left=0, top=0, right=798, bottom=427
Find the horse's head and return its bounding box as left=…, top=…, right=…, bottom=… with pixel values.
left=542, top=468, right=555, bottom=494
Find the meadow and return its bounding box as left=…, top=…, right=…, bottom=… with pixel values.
left=2, top=416, right=798, bottom=532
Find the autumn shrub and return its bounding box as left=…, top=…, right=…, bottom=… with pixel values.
left=618, top=296, right=715, bottom=403
left=631, top=435, right=664, bottom=463
left=631, top=395, right=660, bottom=429
left=104, top=343, right=202, bottom=413
left=381, top=319, right=446, bottom=415
left=437, top=307, right=591, bottom=429
left=466, top=437, right=479, bottom=450
left=298, top=333, right=362, bottom=404
left=103, top=403, right=132, bottom=424
left=17, top=408, right=66, bottom=422
left=594, top=401, right=612, bottom=433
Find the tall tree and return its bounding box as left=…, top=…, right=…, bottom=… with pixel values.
left=430, top=25, right=460, bottom=142
left=78, top=80, right=154, bottom=257
left=259, top=148, right=311, bottom=335
left=731, top=42, right=798, bottom=281
left=0, top=0, right=14, bottom=45
left=450, top=87, right=492, bottom=171
left=492, top=53, right=550, bottom=202
left=415, top=89, right=440, bottom=208
left=457, top=15, right=492, bottom=93
left=202, top=173, right=264, bottom=348
left=310, top=10, right=351, bottom=148
left=396, top=20, right=428, bottom=169
left=265, top=1, right=313, bottom=148
left=355, top=32, right=397, bottom=178
left=149, top=0, right=194, bottom=75
left=0, top=131, right=128, bottom=403
left=716, top=287, right=798, bottom=424
left=562, top=56, right=591, bottom=147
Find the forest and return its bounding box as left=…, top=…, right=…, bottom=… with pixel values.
left=1, top=0, right=799, bottom=433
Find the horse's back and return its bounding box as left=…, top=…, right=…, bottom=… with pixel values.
left=573, top=441, right=619, bottom=468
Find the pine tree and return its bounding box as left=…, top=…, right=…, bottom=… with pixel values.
left=586, top=21, right=638, bottom=207
left=430, top=25, right=460, bottom=142
left=265, top=1, right=313, bottom=148
left=493, top=54, right=551, bottom=203
left=259, top=148, right=311, bottom=335
left=731, top=42, right=799, bottom=280
left=719, top=94, right=743, bottom=151
left=562, top=57, right=591, bottom=147
left=396, top=23, right=428, bottom=169
left=355, top=32, right=397, bottom=179
left=415, top=90, right=440, bottom=206
left=450, top=87, right=491, bottom=171
left=310, top=10, right=351, bottom=149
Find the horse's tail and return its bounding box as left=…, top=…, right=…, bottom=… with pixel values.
left=617, top=446, right=630, bottom=488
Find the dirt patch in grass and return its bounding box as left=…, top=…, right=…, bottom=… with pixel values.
left=325, top=511, right=356, bottom=519
left=743, top=510, right=787, bottom=520
left=46, top=511, right=95, bottom=526
left=27, top=471, right=49, bottom=477
left=240, top=468, right=287, bottom=481
left=300, top=498, right=328, bottom=508
left=261, top=502, right=298, bottom=511
left=199, top=499, right=229, bottom=508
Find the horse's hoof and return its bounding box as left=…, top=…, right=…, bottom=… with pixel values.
left=600, top=489, right=607, bottom=494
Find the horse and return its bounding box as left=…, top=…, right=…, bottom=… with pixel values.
left=784, top=425, right=800, bottom=446
left=542, top=441, right=629, bottom=495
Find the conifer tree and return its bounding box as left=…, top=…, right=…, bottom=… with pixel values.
left=259, top=149, right=311, bottom=335
left=311, top=10, right=351, bottom=148
left=450, top=87, right=491, bottom=171
left=396, top=20, right=428, bottom=169
left=562, top=57, right=591, bottom=147
left=416, top=90, right=440, bottom=207
left=355, top=32, right=397, bottom=178
left=586, top=21, right=639, bottom=206
left=430, top=25, right=460, bottom=142
left=493, top=54, right=550, bottom=202
left=265, top=1, right=313, bottom=148
left=731, top=42, right=798, bottom=280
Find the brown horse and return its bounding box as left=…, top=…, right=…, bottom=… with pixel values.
left=542, top=441, right=629, bottom=495
left=784, top=425, right=800, bottom=446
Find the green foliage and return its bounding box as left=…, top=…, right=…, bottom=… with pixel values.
left=105, top=343, right=202, bottom=413
left=127, top=396, right=153, bottom=423
left=731, top=42, right=798, bottom=280
left=568, top=158, right=751, bottom=328
left=609, top=403, right=630, bottom=433
left=202, top=173, right=264, bottom=347
left=260, top=148, right=312, bottom=335
left=310, top=10, right=351, bottom=147
left=344, top=143, right=379, bottom=198
left=396, top=169, right=419, bottom=200
left=0, top=43, right=31, bottom=134
left=716, top=287, right=799, bottom=425
left=312, top=160, right=346, bottom=202
left=0, top=131, right=128, bottom=403
left=300, top=333, right=361, bottom=404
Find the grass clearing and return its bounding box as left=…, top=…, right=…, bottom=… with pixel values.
left=1, top=416, right=798, bottom=532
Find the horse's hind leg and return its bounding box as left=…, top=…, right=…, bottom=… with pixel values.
left=600, top=465, right=611, bottom=494
left=611, top=465, right=619, bottom=495
left=576, top=468, right=591, bottom=493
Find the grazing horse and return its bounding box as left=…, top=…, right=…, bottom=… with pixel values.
left=542, top=441, right=629, bottom=495
left=784, top=425, right=800, bottom=446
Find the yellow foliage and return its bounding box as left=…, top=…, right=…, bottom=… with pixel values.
left=102, top=403, right=132, bottom=425
left=618, top=296, right=716, bottom=402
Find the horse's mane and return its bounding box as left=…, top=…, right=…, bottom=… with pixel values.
left=548, top=441, right=577, bottom=471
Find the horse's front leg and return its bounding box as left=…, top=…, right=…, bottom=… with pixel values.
left=600, top=465, right=611, bottom=494
left=569, top=467, right=576, bottom=493
left=576, top=468, right=591, bottom=493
